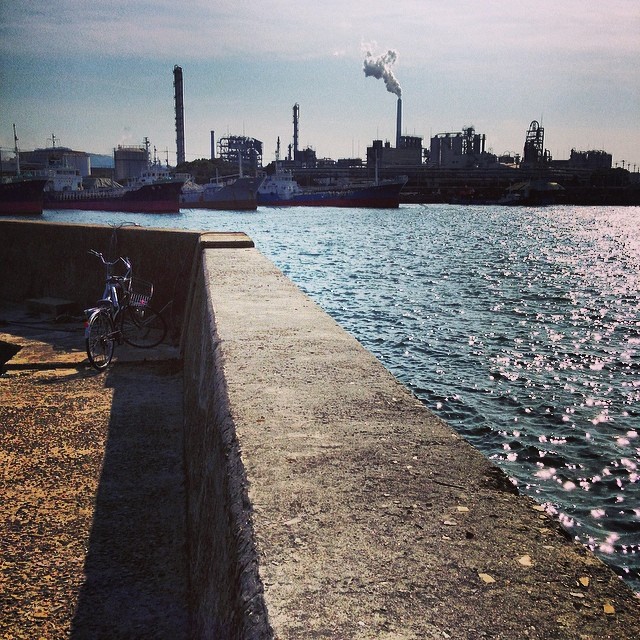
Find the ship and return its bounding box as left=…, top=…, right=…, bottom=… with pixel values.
left=496, top=179, right=566, bottom=206
left=180, top=176, right=264, bottom=210
left=0, top=125, right=48, bottom=215
left=43, top=177, right=185, bottom=213
left=257, top=167, right=407, bottom=208
left=0, top=177, right=48, bottom=215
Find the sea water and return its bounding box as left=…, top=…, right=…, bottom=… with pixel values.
left=43, top=204, right=640, bottom=592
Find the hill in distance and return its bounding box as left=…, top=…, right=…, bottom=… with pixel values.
left=90, top=153, right=114, bottom=168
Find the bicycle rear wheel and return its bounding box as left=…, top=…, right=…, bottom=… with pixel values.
left=86, top=309, right=115, bottom=370
left=122, top=306, right=167, bottom=348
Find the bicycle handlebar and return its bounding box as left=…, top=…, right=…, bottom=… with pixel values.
left=88, top=250, right=132, bottom=272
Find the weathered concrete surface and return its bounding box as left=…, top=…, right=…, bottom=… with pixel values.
left=185, top=245, right=640, bottom=639
left=0, top=301, right=187, bottom=638
left=183, top=253, right=271, bottom=639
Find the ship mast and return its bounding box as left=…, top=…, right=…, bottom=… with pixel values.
left=13, top=124, right=20, bottom=176
left=275, top=136, right=282, bottom=171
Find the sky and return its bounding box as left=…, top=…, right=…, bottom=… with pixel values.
left=1, top=1, right=639, bottom=168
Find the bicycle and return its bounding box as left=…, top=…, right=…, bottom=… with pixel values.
left=84, top=249, right=167, bottom=371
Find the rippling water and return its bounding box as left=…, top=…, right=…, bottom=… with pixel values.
left=43, top=204, right=640, bottom=591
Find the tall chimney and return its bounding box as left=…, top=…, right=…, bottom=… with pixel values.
left=293, top=103, right=299, bottom=164
left=396, top=97, right=402, bottom=148
left=210, top=131, right=215, bottom=160
left=173, top=65, right=185, bottom=165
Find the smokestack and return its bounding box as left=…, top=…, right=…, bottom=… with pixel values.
left=293, top=103, right=299, bottom=164
left=210, top=131, right=215, bottom=160
left=173, top=65, right=185, bottom=165
left=396, top=97, right=402, bottom=148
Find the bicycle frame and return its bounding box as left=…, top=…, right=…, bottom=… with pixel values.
left=85, top=245, right=166, bottom=370
left=85, top=251, right=133, bottom=342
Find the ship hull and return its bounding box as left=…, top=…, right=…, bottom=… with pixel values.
left=186, top=198, right=256, bottom=210
left=0, top=178, right=48, bottom=215
left=180, top=177, right=262, bottom=211
left=257, top=180, right=405, bottom=208
left=44, top=181, right=183, bottom=213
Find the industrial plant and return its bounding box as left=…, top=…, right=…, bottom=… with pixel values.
left=3, top=64, right=638, bottom=206
left=168, top=63, right=636, bottom=204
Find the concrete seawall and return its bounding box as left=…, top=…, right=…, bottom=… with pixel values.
left=182, top=244, right=270, bottom=636
left=0, top=219, right=201, bottom=339
left=181, top=237, right=640, bottom=638
left=3, top=219, right=640, bottom=638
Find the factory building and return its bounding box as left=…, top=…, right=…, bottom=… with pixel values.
left=284, top=104, right=318, bottom=168
left=365, top=97, right=424, bottom=169
left=549, top=149, right=613, bottom=171
left=568, top=149, right=612, bottom=170
left=287, top=145, right=317, bottom=168
left=521, top=120, right=552, bottom=166
left=366, top=135, right=424, bottom=168
left=429, top=127, right=495, bottom=168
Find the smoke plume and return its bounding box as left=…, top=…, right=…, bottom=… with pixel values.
left=363, top=48, right=402, bottom=97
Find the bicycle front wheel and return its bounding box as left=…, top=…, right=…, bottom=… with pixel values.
left=86, top=309, right=115, bottom=370
left=122, top=306, right=167, bottom=348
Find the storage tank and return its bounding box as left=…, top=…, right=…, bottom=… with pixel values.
left=114, top=145, right=148, bottom=181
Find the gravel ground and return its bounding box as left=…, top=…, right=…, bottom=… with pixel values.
left=0, top=302, right=187, bottom=639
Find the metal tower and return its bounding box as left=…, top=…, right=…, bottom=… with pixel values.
left=523, top=120, right=544, bottom=165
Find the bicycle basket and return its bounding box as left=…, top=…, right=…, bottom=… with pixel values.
left=129, top=278, right=154, bottom=308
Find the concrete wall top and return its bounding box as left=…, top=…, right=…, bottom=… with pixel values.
left=183, top=244, right=640, bottom=638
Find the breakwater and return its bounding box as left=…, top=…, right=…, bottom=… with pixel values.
left=3, top=218, right=640, bottom=638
